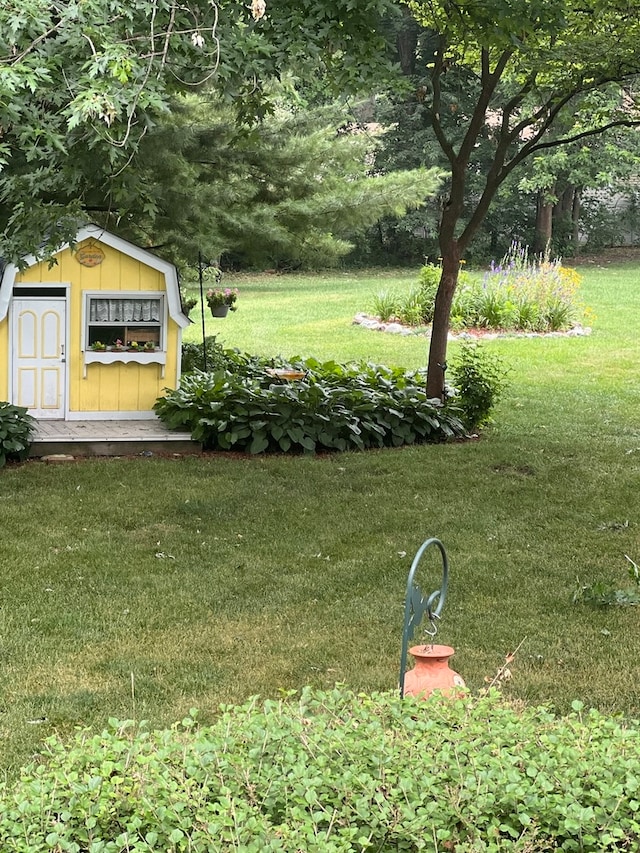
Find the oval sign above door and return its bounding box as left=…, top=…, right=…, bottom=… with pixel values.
left=76, top=244, right=105, bottom=267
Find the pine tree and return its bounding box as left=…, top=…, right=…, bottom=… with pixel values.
left=96, top=94, right=443, bottom=268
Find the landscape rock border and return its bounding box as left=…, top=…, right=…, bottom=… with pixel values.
left=352, top=312, right=592, bottom=340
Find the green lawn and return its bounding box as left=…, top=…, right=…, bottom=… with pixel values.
left=1, top=255, right=639, bottom=775
left=183, top=269, right=433, bottom=367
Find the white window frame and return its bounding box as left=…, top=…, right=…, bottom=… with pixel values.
left=82, top=290, right=168, bottom=377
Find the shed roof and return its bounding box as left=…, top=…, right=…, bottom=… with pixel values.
left=0, top=225, right=189, bottom=327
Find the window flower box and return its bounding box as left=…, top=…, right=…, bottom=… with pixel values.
left=83, top=348, right=167, bottom=377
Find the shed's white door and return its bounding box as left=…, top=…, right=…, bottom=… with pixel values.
left=12, top=299, right=66, bottom=419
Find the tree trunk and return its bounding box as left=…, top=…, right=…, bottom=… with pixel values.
left=423, top=45, right=512, bottom=401
left=426, top=242, right=460, bottom=400
left=571, top=188, right=581, bottom=250
left=534, top=187, right=554, bottom=253
left=396, top=7, right=418, bottom=77
left=560, top=185, right=574, bottom=214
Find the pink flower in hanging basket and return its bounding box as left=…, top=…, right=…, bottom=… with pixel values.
left=206, top=287, right=239, bottom=311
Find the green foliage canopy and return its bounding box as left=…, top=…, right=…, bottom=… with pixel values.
left=0, top=0, right=395, bottom=262
left=404, top=0, right=640, bottom=255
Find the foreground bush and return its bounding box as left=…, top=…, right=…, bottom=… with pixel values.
left=157, top=355, right=466, bottom=452
left=449, top=343, right=510, bottom=430
left=2, top=688, right=640, bottom=852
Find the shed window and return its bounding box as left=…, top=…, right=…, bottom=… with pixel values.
left=85, top=294, right=164, bottom=349
left=89, top=298, right=161, bottom=323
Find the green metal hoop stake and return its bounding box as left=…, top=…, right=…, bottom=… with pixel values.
left=399, top=537, right=449, bottom=698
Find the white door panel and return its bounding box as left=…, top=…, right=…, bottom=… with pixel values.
left=17, top=368, right=37, bottom=408
left=17, top=310, right=37, bottom=357
left=12, top=299, right=66, bottom=419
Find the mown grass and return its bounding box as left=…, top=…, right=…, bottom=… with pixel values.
left=1, top=254, right=639, bottom=775
left=183, top=269, right=432, bottom=367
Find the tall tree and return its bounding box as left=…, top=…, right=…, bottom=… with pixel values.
left=95, top=94, right=442, bottom=268
left=405, top=0, right=640, bottom=398
left=516, top=107, right=640, bottom=254
left=0, top=0, right=394, bottom=262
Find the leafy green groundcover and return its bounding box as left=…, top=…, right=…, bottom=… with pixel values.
left=2, top=689, right=639, bottom=852
left=156, top=353, right=466, bottom=453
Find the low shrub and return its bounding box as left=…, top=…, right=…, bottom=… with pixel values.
left=416, top=260, right=442, bottom=322
left=156, top=355, right=466, bottom=453
left=3, top=688, right=640, bottom=852
left=449, top=343, right=510, bottom=430
left=0, top=402, right=35, bottom=468
left=181, top=335, right=227, bottom=374
left=416, top=261, right=475, bottom=325
left=370, top=263, right=474, bottom=327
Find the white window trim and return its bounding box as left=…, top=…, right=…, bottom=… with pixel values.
left=82, top=290, right=168, bottom=377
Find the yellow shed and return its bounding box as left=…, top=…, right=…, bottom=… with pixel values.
left=0, top=225, right=189, bottom=420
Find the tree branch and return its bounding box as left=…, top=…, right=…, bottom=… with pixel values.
left=457, top=47, right=513, bottom=165
left=430, top=43, right=456, bottom=165
left=527, top=118, right=640, bottom=153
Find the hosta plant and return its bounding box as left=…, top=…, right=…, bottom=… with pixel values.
left=0, top=402, right=36, bottom=468
left=156, top=354, right=466, bottom=453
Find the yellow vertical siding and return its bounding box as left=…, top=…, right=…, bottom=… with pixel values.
left=12, top=238, right=181, bottom=414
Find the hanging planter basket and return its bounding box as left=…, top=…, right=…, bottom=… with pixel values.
left=210, top=305, right=229, bottom=318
